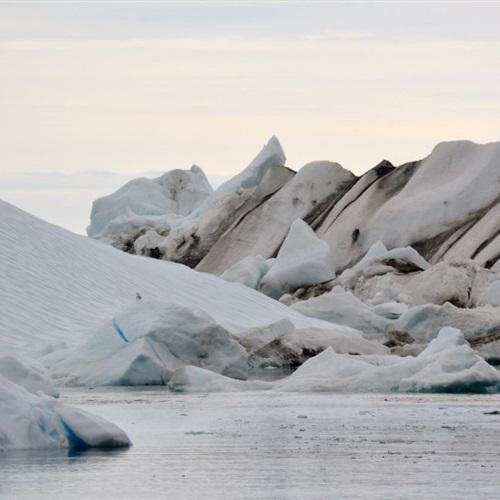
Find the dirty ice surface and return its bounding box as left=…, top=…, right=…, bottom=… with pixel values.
left=1, top=388, right=499, bottom=500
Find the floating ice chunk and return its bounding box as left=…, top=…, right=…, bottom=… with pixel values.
left=352, top=240, right=430, bottom=272
left=402, top=261, right=474, bottom=307
left=168, top=366, right=272, bottom=393
left=290, top=287, right=393, bottom=339
left=51, top=337, right=175, bottom=387
left=236, top=319, right=295, bottom=353
left=49, top=300, right=249, bottom=386
left=372, top=302, right=409, bottom=320
left=395, top=302, right=500, bottom=343
left=419, top=327, right=467, bottom=357
left=275, top=348, right=375, bottom=392
left=279, top=327, right=389, bottom=356
left=275, top=328, right=500, bottom=394
left=56, top=405, right=132, bottom=449
left=220, top=255, right=272, bottom=290
left=399, top=331, right=500, bottom=393
left=0, top=374, right=68, bottom=451
left=383, top=247, right=431, bottom=270
left=260, top=219, right=334, bottom=298
left=352, top=240, right=388, bottom=270
left=250, top=325, right=389, bottom=369
left=344, top=260, right=483, bottom=310
left=0, top=360, right=131, bottom=451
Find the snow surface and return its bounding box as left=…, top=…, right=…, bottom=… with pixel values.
left=260, top=219, right=334, bottom=298
left=0, top=199, right=341, bottom=358
left=0, top=358, right=131, bottom=451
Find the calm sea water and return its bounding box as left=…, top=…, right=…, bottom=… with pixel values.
left=1, top=388, right=499, bottom=499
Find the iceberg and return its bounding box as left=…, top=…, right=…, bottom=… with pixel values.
left=49, top=300, right=249, bottom=386
left=87, top=165, right=213, bottom=249
left=86, top=139, right=500, bottom=275
left=169, top=328, right=500, bottom=394
left=249, top=325, right=389, bottom=369
left=275, top=327, right=500, bottom=393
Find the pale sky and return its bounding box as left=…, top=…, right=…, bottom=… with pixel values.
left=2, top=1, right=500, bottom=233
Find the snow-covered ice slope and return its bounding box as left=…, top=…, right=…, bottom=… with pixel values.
left=0, top=200, right=339, bottom=356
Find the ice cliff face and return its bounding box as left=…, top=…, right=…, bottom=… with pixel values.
left=87, top=138, right=500, bottom=276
